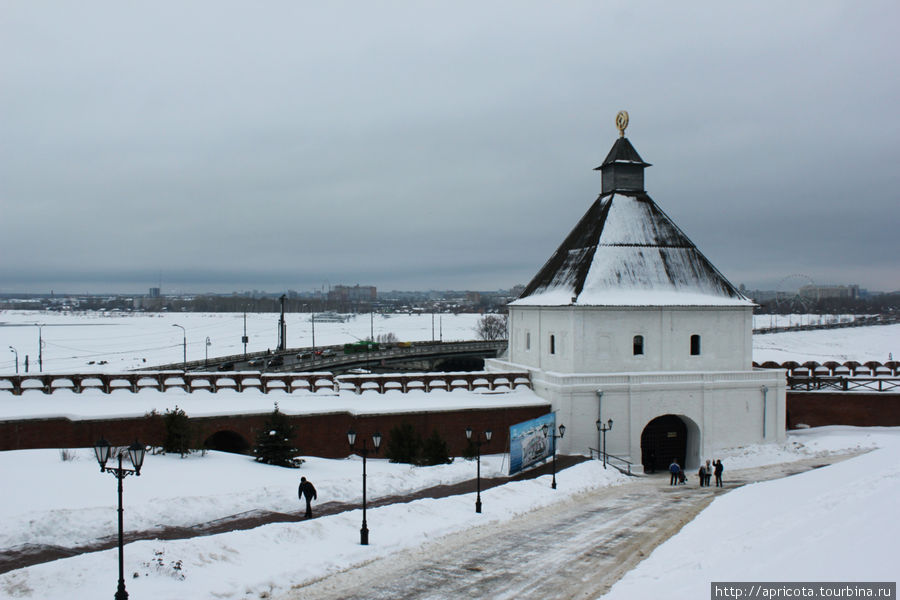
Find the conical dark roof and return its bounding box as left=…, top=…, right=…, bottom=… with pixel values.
left=514, top=138, right=750, bottom=307
left=596, top=137, right=650, bottom=169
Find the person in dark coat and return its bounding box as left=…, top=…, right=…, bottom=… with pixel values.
left=698, top=463, right=707, bottom=487
left=298, top=476, right=317, bottom=519
left=714, top=459, right=724, bottom=487
left=669, top=459, right=680, bottom=486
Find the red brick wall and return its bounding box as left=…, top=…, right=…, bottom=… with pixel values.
left=0, top=404, right=549, bottom=456
left=787, top=391, right=900, bottom=429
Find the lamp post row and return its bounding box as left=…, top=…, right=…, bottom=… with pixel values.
left=7, top=322, right=43, bottom=374
left=92, top=419, right=568, bottom=596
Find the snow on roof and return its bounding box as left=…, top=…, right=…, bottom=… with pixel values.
left=514, top=192, right=753, bottom=308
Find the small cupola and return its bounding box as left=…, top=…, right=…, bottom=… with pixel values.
left=595, top=111, right=651, bottom=194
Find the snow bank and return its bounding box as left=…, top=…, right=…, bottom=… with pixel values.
left=601, top=428, right=900, bottom=599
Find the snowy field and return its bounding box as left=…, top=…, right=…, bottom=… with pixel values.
left=752, top=322, right=898, bottom=364
left=0, top=310, right=483, bottom=373
left=1, top=427, right=897, bottom=599
left=0, top=310, right=895, bottom=374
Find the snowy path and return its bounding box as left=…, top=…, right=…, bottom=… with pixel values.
left=280, top=455, right=856, bottom=600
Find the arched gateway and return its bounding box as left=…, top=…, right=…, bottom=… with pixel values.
left=641, top=415, right=686, bottom=473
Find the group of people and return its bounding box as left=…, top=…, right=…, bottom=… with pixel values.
left=698, top=459, right=724, bottom=487
left=668, top=458, right=724, bottom=487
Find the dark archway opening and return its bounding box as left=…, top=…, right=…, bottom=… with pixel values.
left=435, top=356, right=484, bottom=372
left=204, top=430, right=251, bottom=454
left=641, top=415, right=687, bottom=473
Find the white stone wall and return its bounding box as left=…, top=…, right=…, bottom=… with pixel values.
left=508, top=305, right=753, bottom=373
left=486, top=357, right=786, bottom=471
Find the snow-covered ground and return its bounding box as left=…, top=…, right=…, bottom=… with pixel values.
left=0, top=310, right=895, bottom=374
left=601, top=427, right=900, bottom=599
left=0, top=310, right=483, bottom=373
left=1, top=427, right=897, bottom=600
left=752, top=322, right=898, bottom=364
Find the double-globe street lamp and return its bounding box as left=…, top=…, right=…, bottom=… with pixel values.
left=596, top=418, right=613, bottom=469
left=94, top=438, right=146, bottom=600
left=541, top=423, right=566, bottom=489
left=465, top=427, right=492, bottom=513
left=172, top=324, right=186, bottom=371
left=347, top=429, right=382, bottom=545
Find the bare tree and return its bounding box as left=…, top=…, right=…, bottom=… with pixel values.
left=475, top=314, right=508, bottom=340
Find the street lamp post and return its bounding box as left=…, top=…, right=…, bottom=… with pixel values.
left=35, top=323, right=44, bottom=372
left=242, top=309, right=249, bottom=359
left=596, top=418, right=613, bottom=469
left=347, top=429, right=382, bottom=545
left=542, top=423, right=566, bottom=489
left=465, top=427, right=492, bottom=513
left=172, top=324, right=186, bottom=371
left=8, top=346, right=18, bottom=374
left=205, top=337, right=211, bottom=368
left=94, top=438, right=146, bottom=600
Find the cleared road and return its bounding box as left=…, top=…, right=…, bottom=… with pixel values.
left=279, top=455, right=852, bottom=600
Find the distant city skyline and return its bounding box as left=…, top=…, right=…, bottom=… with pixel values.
left=2, top=2, right=898, bottom=296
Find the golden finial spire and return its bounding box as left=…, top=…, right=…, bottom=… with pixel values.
left=615, top=110, right=629, bottom=138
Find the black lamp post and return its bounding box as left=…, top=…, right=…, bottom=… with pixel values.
left=94, top=438, right=146, bottom=600
left=205, top=336, right=211, bottom=368
left=172, top=324, right=186, bottom=371
left=8, top=346, right=17, bottom=374
left=465, top=427, right=492, bottom=513
left=347, top=428, right=382, bottom=545
left=542, top=423, right=566, bottom=489
left=596, top=418, right=613, bottom=469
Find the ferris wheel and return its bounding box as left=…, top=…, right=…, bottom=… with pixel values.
left=775, top=274, right=816, bottom=313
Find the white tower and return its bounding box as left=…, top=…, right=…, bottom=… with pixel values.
left=488, top=113, right=785, bottom=471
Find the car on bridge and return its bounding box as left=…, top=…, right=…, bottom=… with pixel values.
left=217, top=362, right=235, bottom=371
left=267, top=356, right=284, bottom=368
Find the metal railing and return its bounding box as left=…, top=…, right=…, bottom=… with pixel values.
left=787, top=376, right=900, bottom=393
left=588, top=448, right=635, bottom=475
left=143, top=339, right=507, bottom=373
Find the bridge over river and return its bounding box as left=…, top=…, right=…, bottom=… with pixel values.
left=146, top=339, right=508, bottom=375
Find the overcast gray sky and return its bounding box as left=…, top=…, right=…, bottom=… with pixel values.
left=2, top=1, right=898, bottom=295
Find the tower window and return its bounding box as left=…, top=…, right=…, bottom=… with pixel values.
left=690, top=334, right=701, bottom=356
left=633, top=335, right=644, bottom=356
left=526, top=332, right=531, bottom=350
left=549, top=334, right=556, bottom=355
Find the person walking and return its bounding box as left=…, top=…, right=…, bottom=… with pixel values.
left=669, top=459, right=680, bottom=486
left=697, top=462, right=707, bottom=487
left=705, top=459, right=713, bottom=487
left=298, top=476, right=317, bottom=519
left=714, top=459, right=724, bottom=487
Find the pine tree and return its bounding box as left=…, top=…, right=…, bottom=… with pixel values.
left=253, top=403, right=300, bottom=468
left=420, top=429, right=452, bottom=466
left=163, top=406, right=194, bottom=457
left=385, top=422, right=422, bottom=464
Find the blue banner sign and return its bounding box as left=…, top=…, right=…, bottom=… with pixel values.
left=508, top=413, right=555, bottom=476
